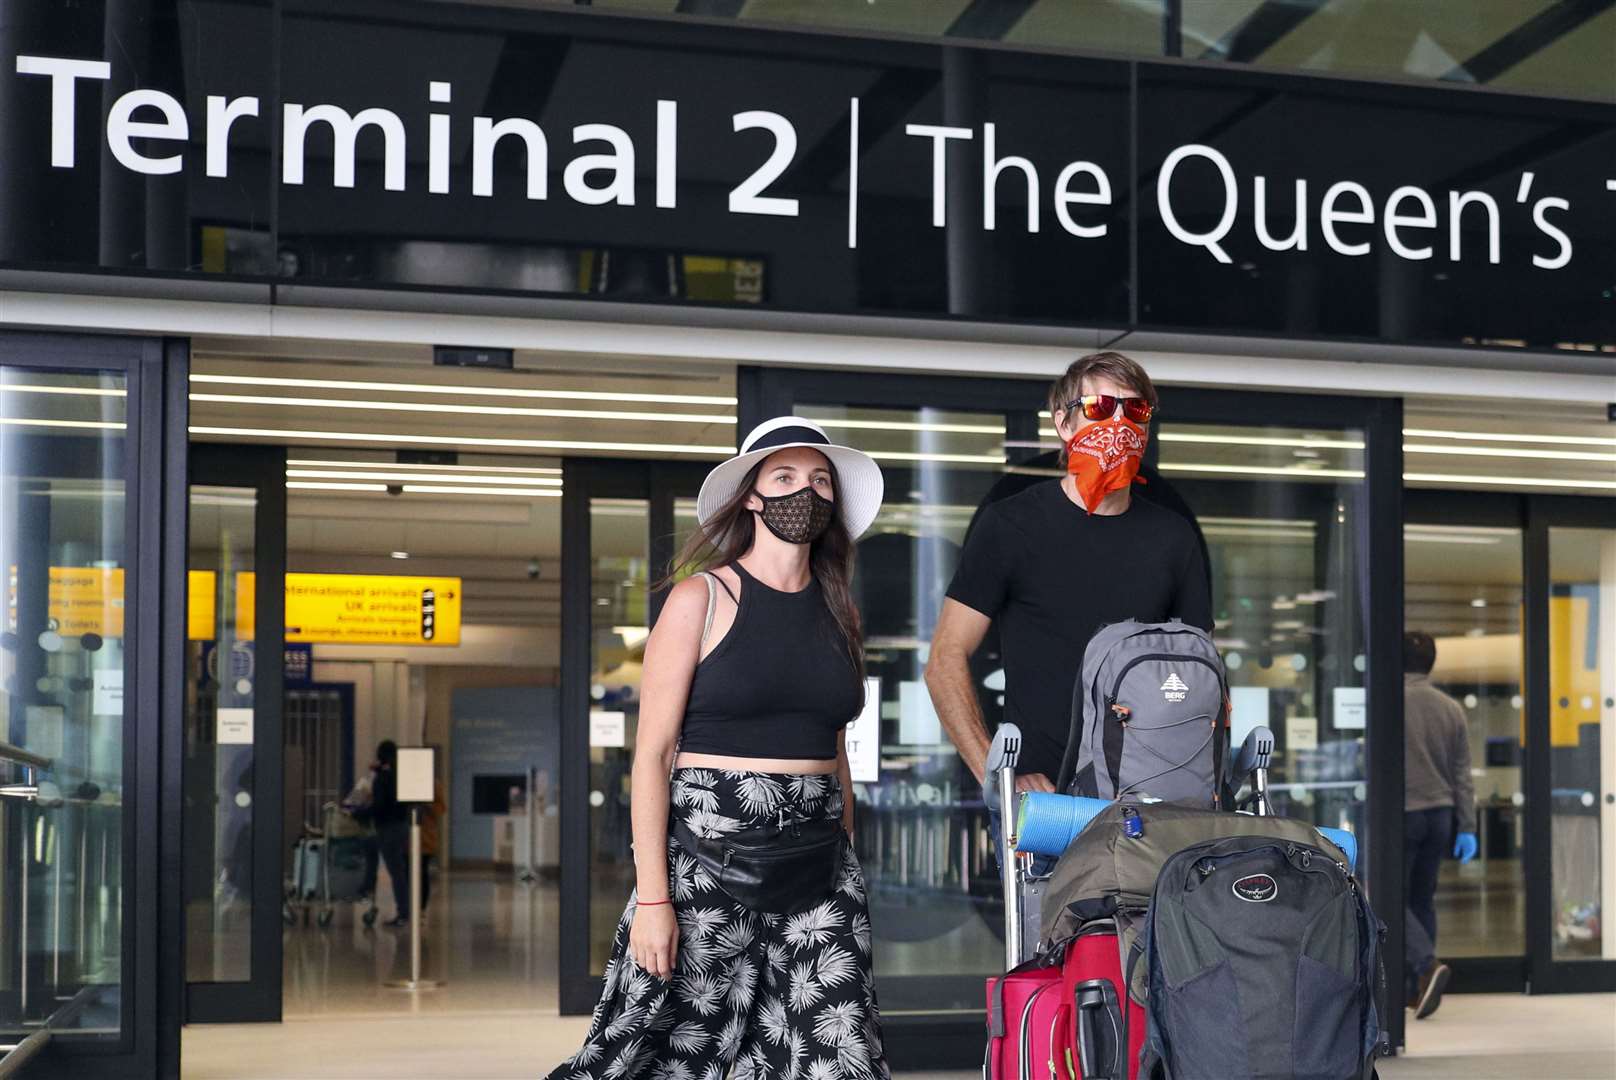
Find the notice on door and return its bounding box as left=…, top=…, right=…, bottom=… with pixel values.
left=92, top=668, right=123, bottom=717
left=217, top=707, right=254, bottom=745
left=844, top=678, right=881, bottom=784
left=284, top=574, right=462, bottom=646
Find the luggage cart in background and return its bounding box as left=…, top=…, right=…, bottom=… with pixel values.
left=284, top=802, right=378, bottom=929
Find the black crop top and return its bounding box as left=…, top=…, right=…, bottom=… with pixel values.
left=677, top=562, right=863, bottom=761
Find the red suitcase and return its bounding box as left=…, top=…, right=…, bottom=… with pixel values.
left=985, top=962, right=1067, bottom=1080
left=1060, top=926, right=1147, bottom=1080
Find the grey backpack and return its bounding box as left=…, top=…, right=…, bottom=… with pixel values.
left=1056, top=620, right=1228, bottom=808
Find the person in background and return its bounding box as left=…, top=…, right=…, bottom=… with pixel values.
left=360, top=740, right=415, bottom=928
left=925, top=351, right=1212, bottom=860
left=1404, top=631, right=1478, bottom=1019
left=416, top=777, right=447, bottom=915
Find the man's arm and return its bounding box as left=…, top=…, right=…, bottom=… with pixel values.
left=925, top=599, right=994, bottom=783
left=1451, top=700, right=1476, bottom=829
left=925, top=599, right=1056, bottom=792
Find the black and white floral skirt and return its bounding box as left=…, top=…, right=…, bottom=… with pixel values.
left=548, top=768, right=890, bottom=1080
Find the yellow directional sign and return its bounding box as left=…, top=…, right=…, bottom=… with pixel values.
left=283, top=573, right=461, bottom=646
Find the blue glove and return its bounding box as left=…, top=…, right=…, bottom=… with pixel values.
left=1453, top=831, right=1478, bottom=864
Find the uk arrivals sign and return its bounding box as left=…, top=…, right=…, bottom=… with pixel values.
left=12, top=52, right=1599, bottom=272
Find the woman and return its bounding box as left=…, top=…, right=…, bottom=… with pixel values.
left=550, top=417, right=890, bottom=1080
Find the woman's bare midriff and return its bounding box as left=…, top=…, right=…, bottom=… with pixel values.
left=674, top=751, right=838, bottom=775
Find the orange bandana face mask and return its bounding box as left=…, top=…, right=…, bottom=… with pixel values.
left=1066, top=418, right=1147, bottom=511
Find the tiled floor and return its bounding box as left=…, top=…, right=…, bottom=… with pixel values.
left=183, top=991, right=1616, bottom=1079
left=178, top=869, right=1613, bottom=1078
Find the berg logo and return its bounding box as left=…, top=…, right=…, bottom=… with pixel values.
left=1232, top=873, right=1279, bottom=903
left=1160, top=672, right=1189, bottom=703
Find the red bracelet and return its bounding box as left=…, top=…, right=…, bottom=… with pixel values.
left=637, top=898, right=670, bottom=906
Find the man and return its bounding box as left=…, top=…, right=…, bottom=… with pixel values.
left=925, top=352, right=1212, bottom=846
left=1403, top=631, right=1478, bottom=1020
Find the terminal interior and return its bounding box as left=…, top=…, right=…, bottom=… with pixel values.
left=3, top=338, right=1612, bottom=1038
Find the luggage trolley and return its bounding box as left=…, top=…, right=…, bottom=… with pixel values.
left=285, top=802, right=379, bottom=929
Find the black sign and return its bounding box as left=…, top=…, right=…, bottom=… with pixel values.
left=2, top=0, right=1614, bottom=351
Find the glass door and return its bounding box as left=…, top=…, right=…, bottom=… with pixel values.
left=183, top=445, right=286, bottom=1022
left=1526, top=507, right=1616, bottom=993
left=557, top=459, right=709, bottom=1013
left=0, top=331, right=178, bottom=1079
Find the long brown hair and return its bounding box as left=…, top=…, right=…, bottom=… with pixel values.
left=662, top=455, right=865, bottom=681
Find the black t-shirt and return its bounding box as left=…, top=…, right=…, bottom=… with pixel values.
left=945, top=480, right=1213, bottom=779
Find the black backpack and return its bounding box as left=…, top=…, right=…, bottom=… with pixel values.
left=1137, top=835, right=1387, bottom=1080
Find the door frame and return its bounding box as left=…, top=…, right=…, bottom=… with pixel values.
left=557, top=457, right=710, bottom=1015
left=181, top=444, right=288, bottom=1024
left=739, top=366, right=1406, bottom=1062
left=1524, top=495, right=1616, bottom=994
left=0, top=330, right=186, bottom=1079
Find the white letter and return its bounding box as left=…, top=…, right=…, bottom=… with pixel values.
left=1321, top=180, right=1374, bottom=256
left=1383, top=185, right=1436, bottom=260
left=1532, top=197, right=1572, bottom=270
left=1254, top=176, right=1306, bottom=252
left=283, top=104, right=406, bottom=190
left=656, top=99, right=677, bottom=209
left=1054, top=161, right=1110, bottom=238
left=1157, top=144, right=1236, bottom=264
left=905, top=123, right=973, bottom=228
left=1449, top=190, right=1500, bottom=264
left=206, top=95, right=259, bottom=178
left=983, top=122, right=1038, bottom=233
left=107, top=88, right=188, bottom=175
left=730, top=111, right=798, bottom=216
left=16, top=55, right=111, bottom=168
left=471, top=117, right=548, bottom=200
left=566, top=123, right=636, bottom=206
left=428, top=81, right=451, bottom=195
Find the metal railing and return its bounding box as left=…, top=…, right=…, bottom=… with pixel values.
left=0, top=1030, right=51, bottom=1078
left=0, top=742, right=50, bottom=773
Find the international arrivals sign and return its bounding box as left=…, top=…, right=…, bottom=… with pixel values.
left=2, top=6, right=1611, bottom=347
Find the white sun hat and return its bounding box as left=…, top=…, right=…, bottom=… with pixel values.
left=697, top=416, right=885, bottom=540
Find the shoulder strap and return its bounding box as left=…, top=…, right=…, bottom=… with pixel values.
left=700, top=572, right=717, bottom=648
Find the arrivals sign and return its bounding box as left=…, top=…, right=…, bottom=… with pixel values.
left=283, top=573, right=461, bottom=646
left=2, top=5, right=1612, bottom=348
left=13, top=568, right=461, bottom=646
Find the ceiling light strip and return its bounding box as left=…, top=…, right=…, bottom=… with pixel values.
left=286, top=469, right=562, bottom=486
left=2, top=384, right=128, bottom=398
left=191, top=373, right=736, bottom=407
left=1159, top=463, right=1367, bottom=479
left=1404, top=471, right=1616, bottom=491
left=1, top=417, right=126, bottom=431
left=400, top=484, right=561, bottom=497
left=192, top=425, right=735, bottom=456
left=1404, top=443, right=1616, bottom=464
left=286, top=481, right=388, bottom=492
left=1405, top=428, right=1616, bottom=448
left=814, top=418, right=1007, bottom=435
left=191, top=392, right=735, bottom=425
left=286, top=458, right=562, bottom=474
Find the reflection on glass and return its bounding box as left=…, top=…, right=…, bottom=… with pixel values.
left=1405, top=524, right=1524, bottom=958
left=799, top=404, right=1018, bottom=1012
left=1548, top=528, right=1614, bottom=961
left=0, top=367, right=128, bottom=1039
left=1155, top=424, right=1370, bottom=857
left=184, top=487, right=259, bottom=983
left=587, top=498, right=649, bottom=973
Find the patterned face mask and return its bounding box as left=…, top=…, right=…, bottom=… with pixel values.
left=753, top=485, right=836, bottom=545
left=1065, top=417, right=1147, bottom=511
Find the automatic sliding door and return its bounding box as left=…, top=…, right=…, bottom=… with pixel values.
left=1546, top=528, right=1614, bottom=965
left=183, top=445, right=286, bottom=1023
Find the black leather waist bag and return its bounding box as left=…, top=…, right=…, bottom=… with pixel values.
left=670, top=817, right=845, bottom=914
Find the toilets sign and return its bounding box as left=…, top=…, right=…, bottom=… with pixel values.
left=10, top=53, right=1596, bottom=272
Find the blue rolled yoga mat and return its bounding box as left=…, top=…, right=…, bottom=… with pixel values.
left=1016, top=792, right=1110, bottom=855
left=1016, top=791, right=1360, bottom=872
